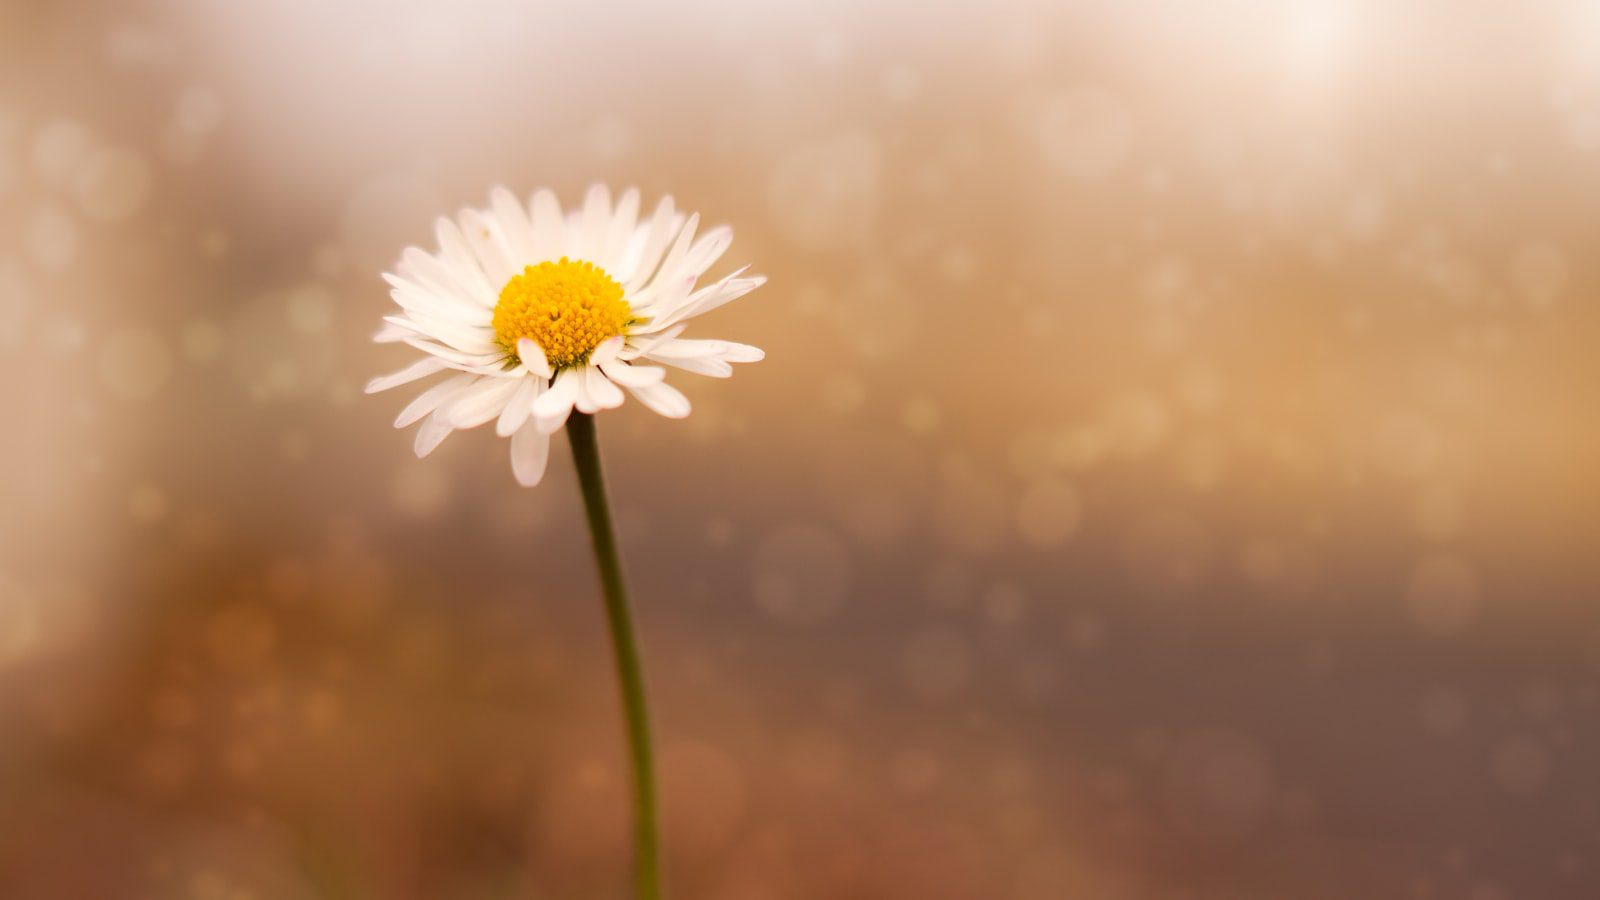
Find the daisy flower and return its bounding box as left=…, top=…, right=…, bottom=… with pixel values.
left=366, top=185, right=765, bottom=485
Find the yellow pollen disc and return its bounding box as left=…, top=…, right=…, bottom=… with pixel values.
left=492, top=257, right=631, bottom=370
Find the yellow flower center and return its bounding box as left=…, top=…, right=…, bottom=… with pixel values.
left=492, top=257, right=631, bottom=370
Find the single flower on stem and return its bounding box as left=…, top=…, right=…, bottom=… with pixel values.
left=368, top=184, right=765, bottom=485
left=367, top=185, right=765, bottom=899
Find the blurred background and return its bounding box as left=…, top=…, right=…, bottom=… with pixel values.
left=3, top=0, right=1600, bottom=897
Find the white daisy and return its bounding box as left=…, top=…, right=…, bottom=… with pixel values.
left=366, top=185, right=766, bottom=486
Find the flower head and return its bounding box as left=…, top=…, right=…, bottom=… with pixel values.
left=367, top=186, right=765, bottom=486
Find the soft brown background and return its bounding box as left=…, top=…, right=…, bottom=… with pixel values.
left=3, top=1, right=1600, bottom=898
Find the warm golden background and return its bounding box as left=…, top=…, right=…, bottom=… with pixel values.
left=4, top=1, right=1600, bottom=897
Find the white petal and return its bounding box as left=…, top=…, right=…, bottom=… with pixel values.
left=440, top=375, right=523, bottom=429
left=496, top=374, right=544, bottom=437
left=632, top=269, right=763, bottom=334
left=645, top=353, right=733, bottom=378
left=510, top=420, right=551, bottom=486
left=599, top=360, right=666, bottom=387
left=644, top=227, right=729, bottom=305
left=398, top=247, right=482, bottom=310
left=366, top=357, right=446, bottom=394
left=621, top=196, right=679, bottom=290
left=717, top=341, right=765, bottom=363
left=638, top=272, right=696, bottom=319
left=572, top=369, right=599, bottom=414
left=590, top=335, right=625, bottom=367
left=395, top=373, right=477, bottom=428
left=528, top=189, right=566, bottom=262
left=620, top=324, right=687, bottom=357
left=458, top=207, right=518, bottom=288
left=517, top=337, right=553, bottom=378
left=414, top=413, right=454, bottom=458
left=383, top=313, right=498, bottom=356
left=579, top=184, right=612, bottom=261
left=639, top=338, right=726, bottom=359
left=680, top=225, right=732, bottom=279
left=632, top=212, right=698, bottom=305
left=434, top=217, right=493, bottom=302
left=385, top=274, right=488, bottom=323
left=642, top=337, right=764, bottom=365
left=626, top=380, right=691, bottom=419
left=402, top=336, right=506, bottom=370
left=583, top=365, right=625, bottom=409
left=373, top=322, right=411, bottom=343
left=531, top=369, right=580, bottom=433
left=600, top=188, right=640, bottom=271
left=490, top=187, right=535, bottom=263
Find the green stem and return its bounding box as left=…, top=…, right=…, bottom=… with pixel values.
left=566, top=412, right=662, bottom=900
